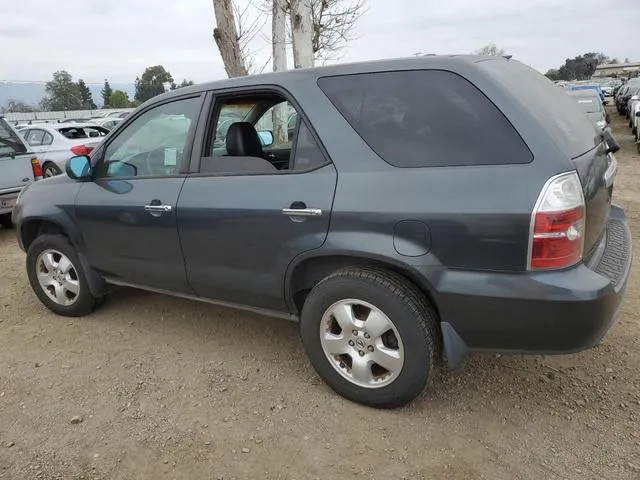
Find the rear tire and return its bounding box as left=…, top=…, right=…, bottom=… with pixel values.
left=0, top=214, right=13, bottom=229
left=299, top=267, right=439, bottom=408
left=26, top=234, right=101, bottom=317
left=43, top=162, right=62, bottom=178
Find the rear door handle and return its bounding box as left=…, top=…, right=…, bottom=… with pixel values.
left=282, top=208, right=322, bottom=217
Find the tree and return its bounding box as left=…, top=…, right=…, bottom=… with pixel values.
left=272, top=0, right=288, bottom=145
left=311, top=0, right=366, bottom=62
left=212, top=0, right=249, bottom=77
left=170, top=79, right=195, bottom=90
left=545, top=69, right=560, bottom=81
left=134, top=65, right=174, bottom=103
left=77, top=79, right=97, bottom=110
left=40, top=70, right=83, bottom=111
left=1, top=99, right=36, bottom=114
left=474, top=43, right=505, bottom=56
left=290, top=0, right=314, bottom=68
left=108, top=90, right=130, bottom=108
left=101, top=80, right=113, bottom=108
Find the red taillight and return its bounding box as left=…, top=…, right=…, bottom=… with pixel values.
left=71, top=145, right=94, bottom=156
left=529, top=172, right=585, bottom=270
left=31, top=157, right=43, bottom=180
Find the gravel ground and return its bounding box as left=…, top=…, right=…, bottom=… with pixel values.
left=1, top=109, right=639, bottom=480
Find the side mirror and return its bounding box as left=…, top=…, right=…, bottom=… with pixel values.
left=65, top=155, right=92, bottom=180
left=636, top=111, right=640, bottom=117
left=257, top=130, right=274, bottom=147
left=603, top=100, right=609, bottom=105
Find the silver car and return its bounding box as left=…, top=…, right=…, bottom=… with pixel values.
left=567, top=89, right=607, bottom=131
left=19, top=124, right=109, bottom=177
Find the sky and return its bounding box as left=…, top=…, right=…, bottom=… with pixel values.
left=1, top=0, right=639, bottom=85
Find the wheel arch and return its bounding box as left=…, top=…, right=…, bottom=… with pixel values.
left=285, top=252, right=440, bottom=318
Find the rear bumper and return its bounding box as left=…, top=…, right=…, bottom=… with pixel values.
left=433, top=205, right=631, bottom=355
left=0, top=191, right=20, bottom=216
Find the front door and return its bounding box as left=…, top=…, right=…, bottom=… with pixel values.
left=74, top=95, right=203, bottom=293
left=178, top=94, right=337, bottom=312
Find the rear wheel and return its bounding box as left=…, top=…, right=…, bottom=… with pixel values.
left=300, top=267, right=439, bottom=408
left=26, top=234, right=101, bottom=316
left=43, top=162, right=62, bottom=178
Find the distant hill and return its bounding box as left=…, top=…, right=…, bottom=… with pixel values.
left=0, top=81, right=136, bottom=109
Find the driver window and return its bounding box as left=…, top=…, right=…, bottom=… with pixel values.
left=95, top=96, right=201, bottom=178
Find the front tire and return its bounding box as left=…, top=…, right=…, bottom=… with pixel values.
left=26, top=234, right=101, bottom=316
left=300, top=267, right=439, bottom=408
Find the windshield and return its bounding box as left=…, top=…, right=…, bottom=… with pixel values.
left=0, top=118, right=28, bottom=158
left=573, top=97, right=602, bottom=114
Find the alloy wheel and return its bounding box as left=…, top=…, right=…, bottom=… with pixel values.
left=35, top=249, right=80, bottom=306
left=319, top=299, right=404, bottom=388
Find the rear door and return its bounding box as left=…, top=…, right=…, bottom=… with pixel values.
left=74, top=95, right=204, bottom=293
left=178, top=92, right=337, bottom=312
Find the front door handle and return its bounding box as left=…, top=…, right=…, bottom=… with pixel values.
left=144, top=204, right=172, bottom=217
left=282, top=207, right=322, bottom=217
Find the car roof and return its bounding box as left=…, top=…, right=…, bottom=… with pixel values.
left=152, top=55, right=510, bottom=103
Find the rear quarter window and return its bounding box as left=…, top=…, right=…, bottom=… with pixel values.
left=317, top=70, right=532, bottom=167
left=477, top=59, right=599, bottom=159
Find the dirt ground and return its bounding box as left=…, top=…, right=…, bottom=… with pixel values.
left=1, top=111, right=639, bottom=480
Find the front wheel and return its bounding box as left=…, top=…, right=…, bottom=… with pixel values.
left=300, top=267, right=439, bottom=408
left=26, top=234, right=101, bottom=316
left=43, top=162, right=62, bottom=178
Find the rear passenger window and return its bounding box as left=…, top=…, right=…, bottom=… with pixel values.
left=318, top=70, right=533, bottom=167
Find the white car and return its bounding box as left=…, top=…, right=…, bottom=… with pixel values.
left=88, top=117, right=123, bottom=130
left=19, top=124, right=109, bottom=177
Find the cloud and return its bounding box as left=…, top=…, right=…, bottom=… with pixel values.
left=0, top=0, right=638, bottom=85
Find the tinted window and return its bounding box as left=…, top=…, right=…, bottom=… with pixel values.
left=318, top=70, right=532, bottom=167
left=292, top=122, right=328, bottom=171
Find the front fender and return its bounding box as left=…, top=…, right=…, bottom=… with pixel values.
left=13, top=175, right=84, bottom=252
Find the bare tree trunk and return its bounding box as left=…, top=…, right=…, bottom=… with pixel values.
left=290, top=0, right=314, bottom=69
left=212, top=0, right=248, bottom=77
left=272, top=0, right=289, bottom=145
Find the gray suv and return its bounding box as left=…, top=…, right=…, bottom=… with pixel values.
left=12, top=56, right=632, bottom=408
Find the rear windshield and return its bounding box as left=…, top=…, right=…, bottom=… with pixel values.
left=57, top=126, right=109, bottom=139
left=318, top=70, right=532, bottom=168
left=0, top=118, right=28, bottom=158
left=478, top=59, right=599, bottom=159
left=571, top=96, right=602, bottom=114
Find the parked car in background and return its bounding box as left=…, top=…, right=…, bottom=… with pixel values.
left=618, top=80, right=640, bottom=117
left=624, top=86, right=640, bottom=125
left=568, top=89, right=608, bottom=130
left=0, top=116, right=41, bottom=228
left=568, top=83, right=604, bottom=101
left=13, top=56, right=631, bottom=408
left=88, top=117, right=123, bottom=131
left=19, top=124, right=109, bottom=177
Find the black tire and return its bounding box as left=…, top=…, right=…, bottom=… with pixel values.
left=26, top=234, right=100, bottom=317
left=42, top=162, right=62, bottom=178
left=633, top=126, right=637, bottom=136
left=0, top=214, right=13, bottom=229
left=300, top=267, right=439, bottom=408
